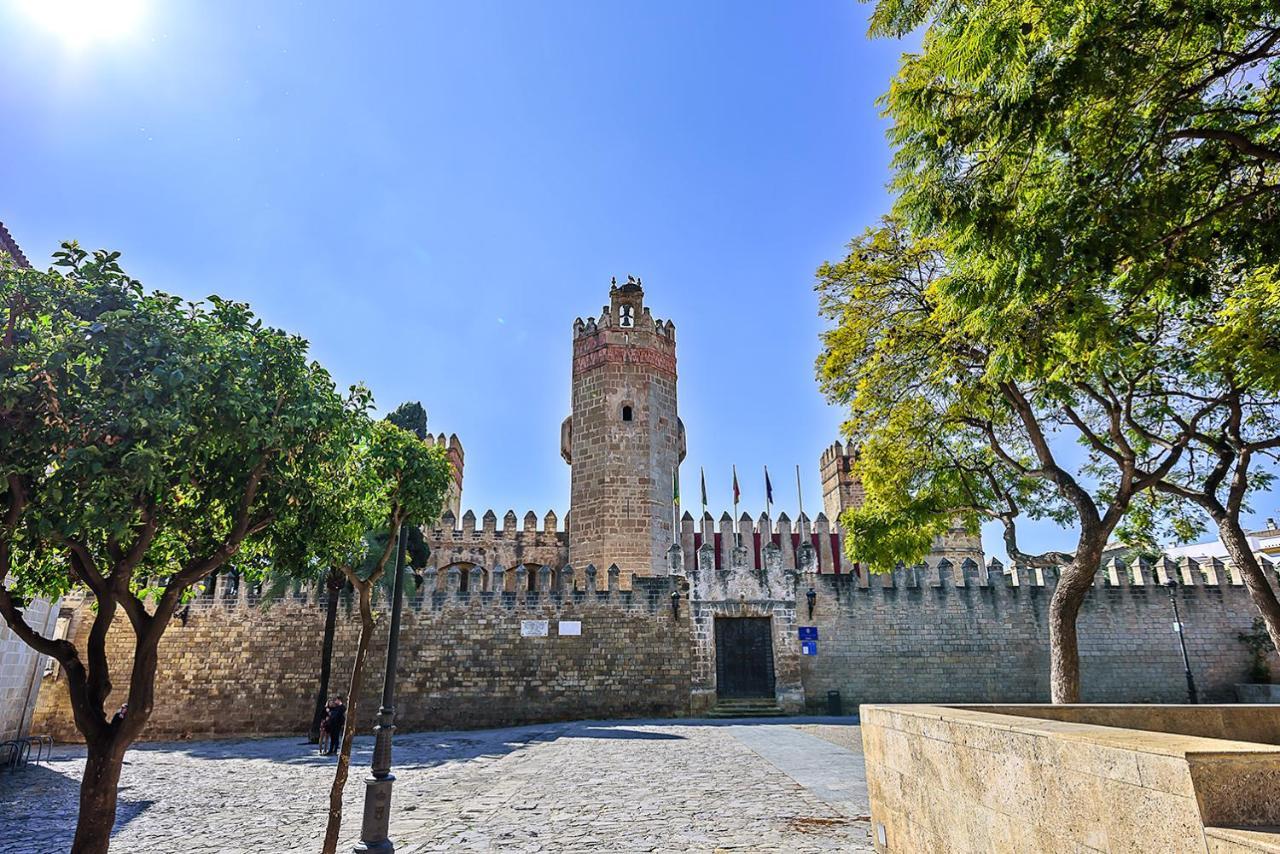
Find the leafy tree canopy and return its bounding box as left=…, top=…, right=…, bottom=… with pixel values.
left=2, top=245, right=362, bottom=611
left=872, top=0, right=1279, bottom=319
left=385, top=400, right=428, bottom=440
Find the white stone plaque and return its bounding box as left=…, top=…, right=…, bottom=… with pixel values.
left=558, top=620, right=582, bottom=636
left=520, top=619, right=549, bottom=637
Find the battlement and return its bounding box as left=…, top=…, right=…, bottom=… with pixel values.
left=668, top=530, right=1277, bottom=604
left=571, top=276, right=676, bottom=343
left=425, top=432, right=464, bottom=519
left=571, top=311, right=676, bottom=341
left=806, top=553, right=1276, bottom=597
left=820, top=440, right=855, bottom=469
left=193, top=563, right=679, bottom=615
left=424, top=509, right=570, bottom=580
left=425, top=432, right=464, bottom=457
left=433, top=508, right=564, bottom=537
left=676, top=510, right=849, bottom=575
left=819, top=441, right=864, bottom=523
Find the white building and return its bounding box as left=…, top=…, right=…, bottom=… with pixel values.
left=1164, top=518, right=1280, bottom=564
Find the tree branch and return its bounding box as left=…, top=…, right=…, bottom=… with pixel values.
left=1169, top=128, right=1280, bottom=161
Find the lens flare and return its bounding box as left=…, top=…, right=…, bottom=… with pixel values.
left=18, top=0, right=146, bottom=49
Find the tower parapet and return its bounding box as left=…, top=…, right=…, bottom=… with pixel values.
left=563, top=277, right=686, bottom=584
left=820, top=441, right=864, bottom=525
left=427, top=432, right=464, bottom=520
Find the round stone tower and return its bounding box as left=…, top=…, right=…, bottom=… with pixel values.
left=561, top=277, right=685, bottom=583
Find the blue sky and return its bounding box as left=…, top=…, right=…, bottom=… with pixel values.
left=2, top=1, right=1267, bottom=560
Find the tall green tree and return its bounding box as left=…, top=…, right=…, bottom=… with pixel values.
left=833, top=0, right=1280, bottom=698
left=321, top=418, right=452, bottom=854
left=385, top=400, right=428, bottom=440
left=817, top=220, right=1223, bottom=702
left=0, top=245, right=362, bottom=854
left=872, top=0, right=1279, bottom=307
left=286, top=402, right=434, bottom=746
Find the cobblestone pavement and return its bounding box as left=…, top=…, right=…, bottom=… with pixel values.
left=1, top=717, right=872, bottom=853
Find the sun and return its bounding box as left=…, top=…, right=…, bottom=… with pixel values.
left=17, top=0, right=146, bottom=49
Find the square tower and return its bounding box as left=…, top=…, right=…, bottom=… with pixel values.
left=561, top=278, right=685, bottom=583
left=819, top=440, right=984, bottom=566
left=820, top=441, right=865, bottom=523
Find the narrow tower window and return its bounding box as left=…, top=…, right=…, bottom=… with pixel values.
left=622, top=405, right=633, bottom=422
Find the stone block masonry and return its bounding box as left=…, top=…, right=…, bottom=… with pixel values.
left=30, top=553, right=1280, bottom=741
left=0, top=595, right=58, bottom=741
left=800, top=557, right=1280, bottom=710
left=32, top=575, right=691, bottom=742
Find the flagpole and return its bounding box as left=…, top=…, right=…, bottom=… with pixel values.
left=764, top=465, right=772, bottom=520
left=732, top=464, right=740, bottom=547
left=700, top=465, right=707, bottom=526
left=795, top=464, right=806, bottom=540
left=700, top=466, right=707, bottom=522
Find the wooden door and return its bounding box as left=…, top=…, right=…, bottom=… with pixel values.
left=714, top=617, right=776, bottom=698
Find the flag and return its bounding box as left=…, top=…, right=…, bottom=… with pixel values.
left=672, top=468, right=680, bottom=506
left=732, top=466, right=740, bottom=505
left=700, top=467, right=708, bottom=509
left=765, top=467, right=773, bottom=505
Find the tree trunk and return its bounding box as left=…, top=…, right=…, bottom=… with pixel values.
left=1217, top=516, right=1280, bottom=656
left=309, top=576, right=342, bottom=743
left=71, top=741, right=124, bottom=854
left=321, top=584, right=373, bottom=854
left=1048, top=561, right=1095, bottom=703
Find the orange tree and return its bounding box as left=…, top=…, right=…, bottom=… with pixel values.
left=0, top=245, right=362, bottom=853
left=319, top=417, right=452, bottom=854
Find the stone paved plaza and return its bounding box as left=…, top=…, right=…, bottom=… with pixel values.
left=1, top=717, right=871, bottom=853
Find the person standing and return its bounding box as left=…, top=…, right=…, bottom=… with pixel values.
left=325, top=697, right=346, bottom=756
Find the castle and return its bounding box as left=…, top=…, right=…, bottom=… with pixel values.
left=420, top=277, right=982, bottom=589
left=17, top=265, right=1280, bottom=742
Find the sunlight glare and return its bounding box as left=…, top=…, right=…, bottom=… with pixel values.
left=18, top=0, right=146, bottom=49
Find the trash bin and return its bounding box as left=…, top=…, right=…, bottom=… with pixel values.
left=826, top=690, right=842, bottom=716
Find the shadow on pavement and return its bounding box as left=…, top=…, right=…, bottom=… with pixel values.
left=0, top=762, right=155, bottom=853
left=567, top=726, right=685, bottom=740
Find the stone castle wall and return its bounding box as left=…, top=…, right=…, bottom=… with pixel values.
left=32, top=573, right=690, bottom=742
left=423, top=509, right=569, bottom=587
left=800, top=557, right=1280, bottom=710
left=30, top=552, right=1279, bottom=743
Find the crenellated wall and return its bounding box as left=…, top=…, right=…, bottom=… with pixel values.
left=679, top=510, right=847, bottom=575
left=799, top=555, right=1280, bottom=710
left=423, top=509, right=569, bottom=589
left=32, top=571, right=690, bottom=742
left=29, top=547, right=1280, bottom=742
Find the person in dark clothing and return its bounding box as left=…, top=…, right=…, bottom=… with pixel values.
left=325, top=697, right=346, bottom=755
left=318, top=699, right=335, bottom=754
left=111, top=703, right=128, bottom=727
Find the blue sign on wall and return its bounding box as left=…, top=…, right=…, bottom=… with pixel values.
left=801, top=640, right=818, bottom=656
left=798, top=626, right=818, bottom=641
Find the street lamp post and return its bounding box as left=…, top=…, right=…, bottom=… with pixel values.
left=355, top=523, right=409, bottom=853
left=1164, top=578, right=1199, bottom=704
